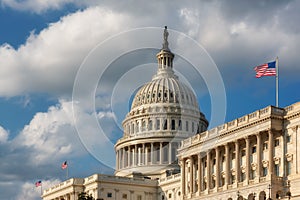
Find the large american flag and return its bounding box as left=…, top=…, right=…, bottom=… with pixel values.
left=254, top=61, right=276, bottom=78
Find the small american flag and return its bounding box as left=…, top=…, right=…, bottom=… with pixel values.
left=254, top=61, right=276, bottom=78
left=61, top=161, right=68, bottom=169
left=35, top=180, right=42, bottom=187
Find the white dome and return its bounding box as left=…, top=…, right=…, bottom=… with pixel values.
left=115, top=27, right=208, bottom=178
left=131, top=75, right=199, bottom=111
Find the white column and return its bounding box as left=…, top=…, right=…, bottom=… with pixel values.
left=145, top=145, right=148, bottom=165
left=128, top=146, right=131, bottom=166
left=168, top=142, right=172, bottom=164
left=225, top=143, right=230, bottom=187
left=268, top=130, right=274, bottom=175
left=198, top=154, right=202, bottom=194
left=151, top=143, right=154, bottom=164
left=235, top=140, right=240, bottom=184
left=256, top=133, right=261, bottom=179
left=216, top=147, right=220, bottom=188
left=138, top=146, right=141, bottom=165
left=190, top=156, right=194, bottom=193
left=142, top=143, right=145, bottom=165
left=160, top=142, right=163, bottom=164
left=206, top=151, right=211, bottom=190
left=181, top=158, right=186, bottom=196
left=245, top=137, right=250, bottom=183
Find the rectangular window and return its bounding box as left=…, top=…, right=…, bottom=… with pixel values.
left=275, top=164, right=280, bottom=176
left=231, top=174, right=235, bottom=184
left=137, top=195, right=142, bottom=200
left=122, top=194, right=128, bottom=199
left=107, top=193, right=112, bottom=198
left=263, top=142, right=268, bottom=150
left=263, top=167, right=268, bottom=176
left=241, top=150, right=246, bottom=157
left=287, top=135, right=291, bottom=143
left=252, top=146, right=257, bottom=153
left=287, top=161, right=292, bottom=176
left=275, top=139, right=280, bottom=147
left=250, top=169, right=256, bottom=179
left=241, top=172, right=246, bottom=182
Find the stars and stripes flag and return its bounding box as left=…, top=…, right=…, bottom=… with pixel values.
left=61, top=161, right=68, bottom=169
left=35, top=180, right=42, bottom=187
left=254, top=60, right=277, bottom=78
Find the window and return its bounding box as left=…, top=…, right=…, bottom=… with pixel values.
left=142, top=121, right=146, bottom=131
left=287, top=135, right=291, bottom=143
left=122, top=194, right=128, bottom=199
left=169, top=193, right=172, bottom=198
left=275, top=139, right=280, bottom=147
left=231, top=174, right=235, bottom=184
left=156, top=119, right=160, bottom=130
left=148, top=120, right=152, bottom=131
left=275, top=164, right=280, bottom=176
left=212, top=179, right=216, bottom=188
left=252, top=146, right=257, bottom=153
left=263, top=142, right=268, bottom=150
left=178, top=120, right=182, bottom=130
left=137, top=195, right=142, bottom=200
left=186, top=121, right=189, bottom=131
left=263, top=167, right=268, bottom=176
left=250, top=169, right=256, bottom=179
left=241, top=150, right=246, bottom=157
left=241, top=172, right=246, bottom=182
left=107, top=193, right=112, bottom=198
left=192, top=122, right=195, bottom=133
left=163, top=119, right=167, bottom=130
left=287, top=161, right=292, bottom=176
left=171, top=119, right=175, bottom=130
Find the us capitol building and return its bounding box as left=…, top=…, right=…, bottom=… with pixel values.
left=43, top=27, right=300, bottom=200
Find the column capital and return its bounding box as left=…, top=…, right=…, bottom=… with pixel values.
left=291, top=125, right=299, bottom=132
left=215, top=146, right=219, bottom=151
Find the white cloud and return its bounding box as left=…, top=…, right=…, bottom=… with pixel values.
left=12, top=100, right=91, bottom=164
left=0, top=6, right=131, bottom=97
left=0, top=126, right=8, bottom=143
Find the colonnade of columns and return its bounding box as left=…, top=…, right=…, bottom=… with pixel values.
left=180, top=130, right=279, bottom=197
left=116, top=142, right=179, bottom=170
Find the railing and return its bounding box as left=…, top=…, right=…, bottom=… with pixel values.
left=180, top=105, right=286, bottom=148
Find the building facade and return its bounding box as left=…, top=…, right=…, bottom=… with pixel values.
left=42, top=27, right=300, bottom=200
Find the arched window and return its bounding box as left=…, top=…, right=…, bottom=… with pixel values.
left=148, top=120, right=153, bottom=131
left=171, top=119, right=175, bottom=130
left=163, top=119, right=168, bottom=130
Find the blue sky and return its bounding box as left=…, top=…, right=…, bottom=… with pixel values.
left=0, top=0, right=300, bottom=199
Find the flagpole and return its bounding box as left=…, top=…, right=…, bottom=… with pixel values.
left=66, top=164, right=69, bottom=179
left=276, top=56, right=279, bottom=107
left=40, top=184, right=43, bottom=198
